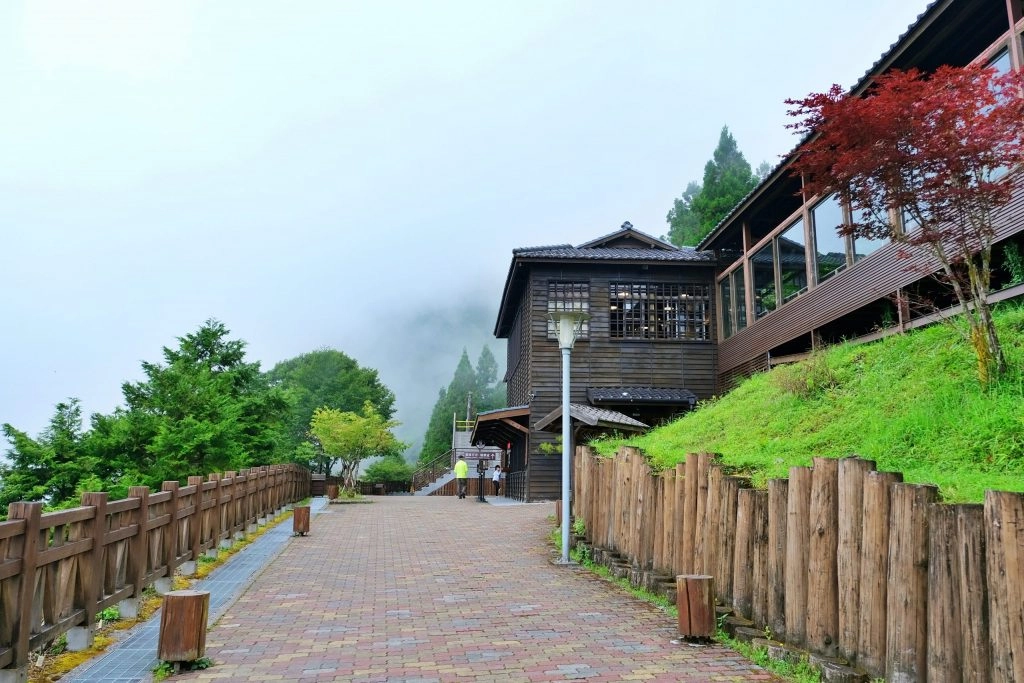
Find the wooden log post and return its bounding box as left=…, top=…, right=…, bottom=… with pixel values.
left=690, top=454, right=714, bottom=577
left=158, top=590, right=210, bottom=663
left=700, top=465, right=723, bottom=579
left=676, top=575, right=716, bottom=639
left=673, top=462, right=686, bottom=575
left=837, top=457, right=875, bottom=663
left=857, top=470, right=902, bottom=679
left=955, top=504, right=990, bottom=683
left=784, top=466, right=812, bottom=648
left=715, top=475, right=748, bottom=607
left=748, top=489, right=770, bottom=630
left=885, top=483, right=937, bottom=683
left=926, top=503, right=964, bottom=681
left=985, top=490, right=1024, bottom=683
left=680, top=454, right=699, bottom=574
left=767, top=478, right=789, bottom=640
left=292, top=505, right=311, bottom=536
left=807, top=457, right=839, bottom=657
left=326, top=484, right=339, bottom=501
left=732, top=488, right=757, bottom=620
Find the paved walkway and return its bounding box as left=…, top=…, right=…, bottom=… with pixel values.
left=161, top=495, right=775, bottom=682
left=66, top=498, right=331, bottom=682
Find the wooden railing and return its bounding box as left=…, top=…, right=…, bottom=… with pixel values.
left=0, top=463, right=310, bottom=674
left=573, top=447, right=1024, bottom=682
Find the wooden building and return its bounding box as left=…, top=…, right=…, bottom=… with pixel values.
left=473, top=223, right=717, bottom=501
left=476, top=0, right=1024, bottom=502
left=701, top=0, right=1024, bottom=390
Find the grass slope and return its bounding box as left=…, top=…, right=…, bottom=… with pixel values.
left=592, top=303, right=1024, bottom=502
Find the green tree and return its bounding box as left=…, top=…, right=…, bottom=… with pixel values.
left=0, top=399, right=96, bottom=511
left=310, top=402, right=406, bottom=491
left=417, top=347, right=506, bottom=464
left=665, top=180, right=703, bottom=247
left=119, top=319, right=289, bottom=482
left=690, top=126, right=759, bottom=237
left=665, top=126, right=760, bottom=247
left=362, top=453, right=413, bottom=487
left=266, top=349, right=395, bottom=459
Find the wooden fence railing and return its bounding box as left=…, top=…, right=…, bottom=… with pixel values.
left=0, top=463, right=310, bottom=675
left=573, top=446, right=1024, bottom=682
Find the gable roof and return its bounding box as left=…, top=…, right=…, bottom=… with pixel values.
left=495, top=222, right=715, bottom=337
left=533, top=403, right=649, bottom=434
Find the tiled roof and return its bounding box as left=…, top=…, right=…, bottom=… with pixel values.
left=533, top=403, right=649, bottom=433
left=587, top=387, right=698, bottom=405
left=512, top=245, right=715, bottom=262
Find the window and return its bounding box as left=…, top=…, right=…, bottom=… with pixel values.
left=719, top=268, right=747, bottom=339
left=610, top=283, right=710, bottom=340
left=777, top=219, right=808, bottom=303
left=547, top=282, right=589, bottom=339
left=752, top=243, right=776, bottom=318
left=812, top=194, right=848, bottom=283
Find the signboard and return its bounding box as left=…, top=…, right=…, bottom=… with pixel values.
left=456, top=447, right=500, bottom=461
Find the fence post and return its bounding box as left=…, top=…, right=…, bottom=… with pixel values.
left=8, top=501, right=42, bottom=675
left=856, top=470, right=901, bottom=679
left=807, top=457, right=839, bottom=657
left=885, top=483, right=937, bottom=682
left=926, top=503, right=963, bottom=680
left=124, top=486, right=150, bottom=618
left=985, top=490, right=1024, bottom=683
left=67, top=493, right=108, bottom=651
left=837, top=457, right=875, bottom=663
left=767, top=478, right=789, bottom=641
left=784, top=466, right=812, bottom=648
left=159, top=481, right=180, bottom=594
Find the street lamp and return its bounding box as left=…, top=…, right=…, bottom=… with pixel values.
left=550, top=310, right=588, bottom=564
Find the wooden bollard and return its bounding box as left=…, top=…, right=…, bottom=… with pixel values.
left=677, top=575, right=716, bottom=639
left=293, top=505, right=310, bottom=535
left=158, top=590, right=209, bottom=663
left=326, top=484, right=339, bottom=500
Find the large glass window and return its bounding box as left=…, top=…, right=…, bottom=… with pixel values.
left=752, top=243, right=776, bottom=318
left=610, top=283, right=710, bottom=340
left=989, top=47, right=1011, bottom=74
left=720, top=278, right=732, bottom=338
left=547, top=282, right=589, bottom=339
left=813, top=195, right=848, bottom=283
left=735, top=268, right=747, bottom=332
left=720, top=268, right=748, bottom=339
left=852, top=208, right=886, bottom=262
left=777, top=219, right=808, bottom=304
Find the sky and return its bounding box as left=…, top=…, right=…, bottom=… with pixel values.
left=0, top=0, right=929, bottom=456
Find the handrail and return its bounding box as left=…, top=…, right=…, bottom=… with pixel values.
left=410, top=449, right=456, bottom=492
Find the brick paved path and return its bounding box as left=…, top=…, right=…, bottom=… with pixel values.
left=174, top=497, right=776, bottom=682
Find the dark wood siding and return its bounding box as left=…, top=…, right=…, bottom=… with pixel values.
left=523, top=261, right=717, bottom=500
left=718, top=179, right=1024, bottom=380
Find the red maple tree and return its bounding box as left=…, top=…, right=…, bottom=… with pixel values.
left=787, top=64, right=1024, bottom=383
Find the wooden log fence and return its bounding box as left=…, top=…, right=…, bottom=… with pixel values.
left=571, top=446, right=1024, bottom=682
left=0, top=464, right=309, bottom=675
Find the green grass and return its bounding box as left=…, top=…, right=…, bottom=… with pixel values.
left=591, top=303, right=1024, bottom=503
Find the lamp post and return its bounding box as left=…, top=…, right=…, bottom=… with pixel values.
left=551, top=311, right=587, bottom=565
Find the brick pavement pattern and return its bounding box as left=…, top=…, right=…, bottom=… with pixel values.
left=174, top=496, right=776, bottom=682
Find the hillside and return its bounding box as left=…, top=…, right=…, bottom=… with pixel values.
left=591, top=303, right=1024, bottom=503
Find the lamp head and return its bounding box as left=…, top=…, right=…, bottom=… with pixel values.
left=549, top=311, right=590, bottom=350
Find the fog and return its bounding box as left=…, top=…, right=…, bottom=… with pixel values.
left=1, top=1, right=927, bottom=456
